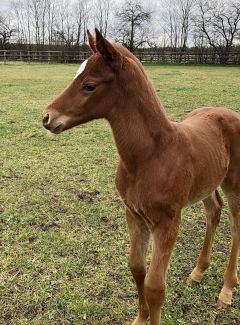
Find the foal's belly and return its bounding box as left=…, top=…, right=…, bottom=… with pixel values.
left=187, top=153, right=229, bottom=205
left=187, top=180, right=224, bottom=206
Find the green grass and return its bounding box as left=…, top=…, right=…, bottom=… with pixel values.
left=0, top=62, right=240, bottom=325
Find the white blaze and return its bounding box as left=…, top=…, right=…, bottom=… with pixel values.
left=74, top=59, right=88, bottom=79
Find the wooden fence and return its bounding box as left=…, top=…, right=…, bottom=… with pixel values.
left=1, top=49, right=240, bottom=64
left=0, top=50, right=89, bottom=64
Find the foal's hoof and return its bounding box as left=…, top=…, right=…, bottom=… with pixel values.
left=217, top=287, right=232, bottom=308
left=132, top=316, right=147, bottom=325
left=187, top=276, right=200, bottom=285
left=217, top=298, right=231, bottom=309
left=187, top=268, right=203, bottom=284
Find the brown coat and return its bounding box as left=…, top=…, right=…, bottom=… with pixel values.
left=43, top=29, right=240, bottom=325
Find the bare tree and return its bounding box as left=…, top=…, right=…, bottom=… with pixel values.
left=115, top=0, right=152, bottom=52
left=11, top=0, right=31, bottom=46
left=162, top=0, right=195, bottom=50
left=195, top=0, right=240, bottom=63
left=46, top=0, right=57, bottom=47
left=74, top=0, right=91, bottom=45
left=0, top=13, right=16, bottom=49
left=94, top=0, right=112, bottom=37
left=56, top=1, right=76, bottom=47
left=13, top=0, right=47, bottom=48
left=82, top=1, right=91, bottom=43
left=74, top=0, right=84, bottom=46
left=30, top=0, right=41, bottom=46
left=11, top=0, right=93, bottom=48
left=162, top=5, right=180, bottom=49
left=41, top=0, right=47, bottom=46
left=179, top=0, right=196, bottom=50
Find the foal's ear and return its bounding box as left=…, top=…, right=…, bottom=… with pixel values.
left=87, top=30, right=97, bottom=53
left=95, top=28, right=122, bottom=70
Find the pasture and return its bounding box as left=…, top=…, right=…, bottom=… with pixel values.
left=0, top=62, right=240, bottom=324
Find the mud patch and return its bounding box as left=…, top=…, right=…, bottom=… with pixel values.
left=77, top=190, right=100, bottom=203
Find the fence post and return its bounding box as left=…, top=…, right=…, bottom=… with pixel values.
left=48, top=51, right=51, bottom=64
left=4, top=50, right=7, bottom=64
left=28, top=50, right=30, bottom=64
left=20, top=51, right=23, bottom=62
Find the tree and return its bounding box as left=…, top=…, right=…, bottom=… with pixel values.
left=12, top=0, right=32, bottom=47
left=74, top=0, right=84, bottom=46
left=161, top=0, right=195, bottom=50
left=179, top=0, right=196, bottom=50
left=0, top=13, right=16, bottom=49
left=76, top=0, right=91, bottom=44
left=162, top=4, right=181, bottom=49
left=12, top=0, right=53, bottom=48
left=115, top=0, right=152, bottom=52
left=46, top=0, right=57, bottom=47
left=94, top=0, right=112, bottom=37
left=54, top=0, right=77, bottom=48
left=195, top=0, right=240, bottom=63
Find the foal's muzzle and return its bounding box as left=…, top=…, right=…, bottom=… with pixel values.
left=42, top=112, right=64, bottom=134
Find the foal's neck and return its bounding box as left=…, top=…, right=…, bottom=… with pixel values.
left=107, top=63, right=173, bottom=173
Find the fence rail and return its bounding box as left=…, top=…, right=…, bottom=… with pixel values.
left=1, top=49, right=240, bottom=64
left=0, top=50, right=90, bottom=64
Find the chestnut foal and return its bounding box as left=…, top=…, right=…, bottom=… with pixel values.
left=42, top=29, right=240, bottom=325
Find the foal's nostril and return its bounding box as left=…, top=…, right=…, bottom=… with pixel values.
left=43, top=113, right=50, bottom=126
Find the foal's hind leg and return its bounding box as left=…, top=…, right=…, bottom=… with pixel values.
left=218, top=181, right=240, bottom=307
left=188, top=190, right=223, bottom=283
left=126, top=209, right=150, bottom=325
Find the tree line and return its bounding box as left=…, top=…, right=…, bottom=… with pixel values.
left=0, top=0, right=240, bottom=64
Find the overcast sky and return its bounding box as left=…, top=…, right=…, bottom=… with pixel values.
left=0, top=0, right=11, bottom=11
left=0, top=0, right=161, bottom=12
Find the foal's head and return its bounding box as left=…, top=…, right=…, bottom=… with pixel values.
left=42, top=29, right=144, bottom=133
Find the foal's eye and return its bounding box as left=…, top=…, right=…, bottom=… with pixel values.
left=83, top=85, right=96, bottom=92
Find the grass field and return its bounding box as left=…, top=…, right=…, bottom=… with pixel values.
left=0, top=62, right=240, bottom=325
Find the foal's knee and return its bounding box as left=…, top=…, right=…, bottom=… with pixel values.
left=128, top=259, right=146, bottom=282
left=144, top=277, right=166, bottom=307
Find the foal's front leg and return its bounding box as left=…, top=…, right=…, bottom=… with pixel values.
left=144, top=213, right=181, bottom=325
left=126, top=209, right=150, bottom=325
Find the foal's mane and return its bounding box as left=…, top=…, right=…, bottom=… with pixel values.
left=114, top=44, right=146, bottom=74
left=117, top=45, right=170, bottom=125
left=113, top=44, right=165, bottom=109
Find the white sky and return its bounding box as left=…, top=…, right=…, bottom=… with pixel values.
left=0, top=0, right=162, bottom=12
left=0, top=0, right=11, bottom=11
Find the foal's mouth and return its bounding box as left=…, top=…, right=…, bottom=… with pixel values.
left=51, top=123, right=64, bottom=134
left=43, top=122, right=64, bottom=134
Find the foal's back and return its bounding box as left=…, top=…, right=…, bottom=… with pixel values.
left=178, top=107, right=240, bottom=204
left=184, top=106, right=240, bottom=159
